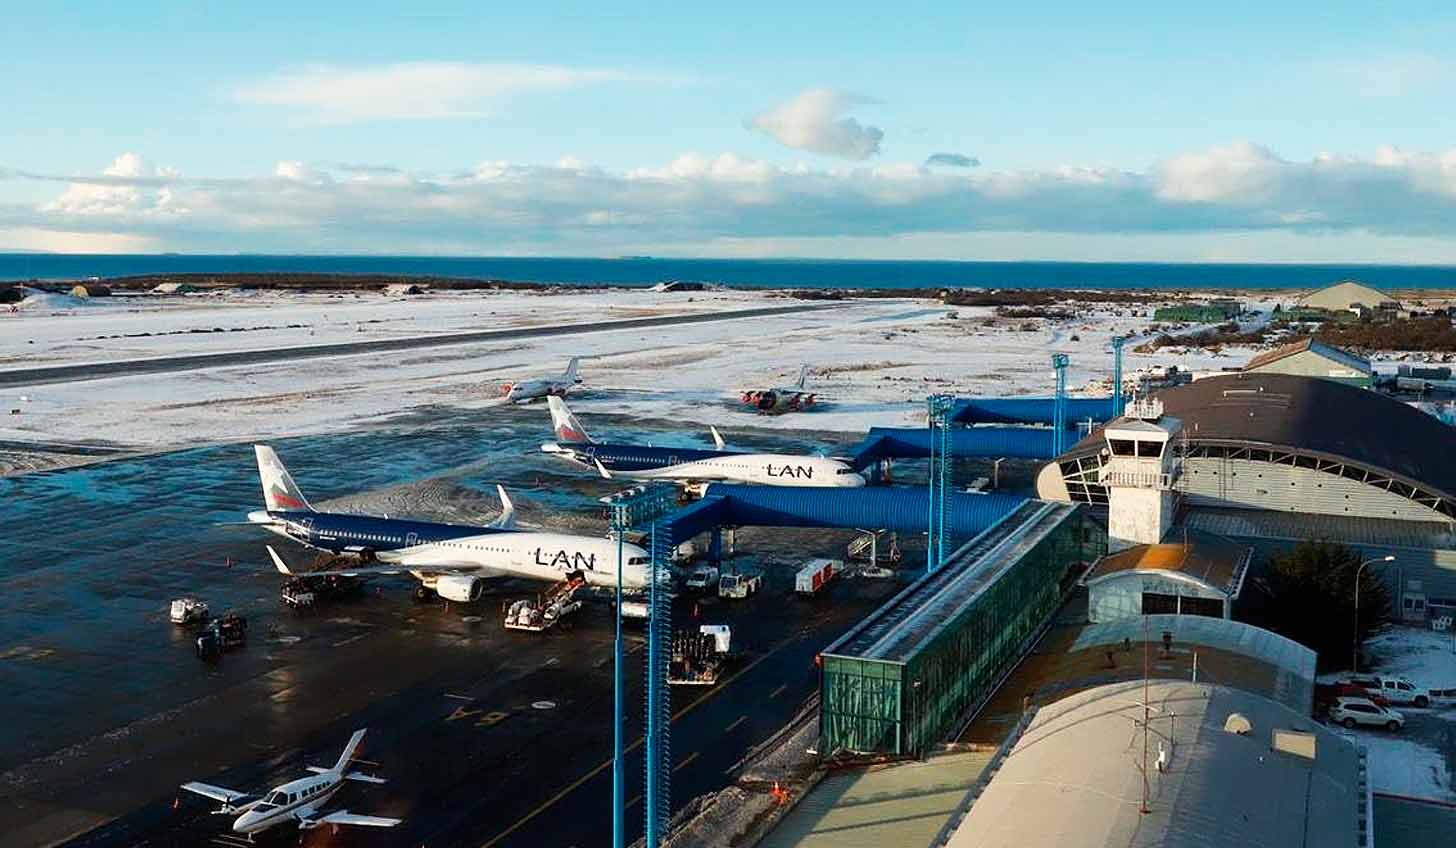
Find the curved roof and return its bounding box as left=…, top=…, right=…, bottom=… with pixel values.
left=947, top=680, right=1362, bottom=848
left=1067, top=372, right=1456, bottom=502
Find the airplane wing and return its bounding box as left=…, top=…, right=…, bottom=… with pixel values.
left=267, top=546, right=481, bottom=578
left=304, top=810, right=402, bottom=829
left=180, top=781, right=252, bottom=804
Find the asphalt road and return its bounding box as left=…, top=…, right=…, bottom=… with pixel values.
left=0, top=302, right=844, bottom=388
left=0, top=413, right=899, bottom=848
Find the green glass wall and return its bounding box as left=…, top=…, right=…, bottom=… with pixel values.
left=822, top=507, right=1102, bottom=755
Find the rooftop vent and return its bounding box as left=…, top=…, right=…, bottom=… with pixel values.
left=1223, top=713, right=1253, bottom=735
left=1272, top=729, right=1317, bottom=760
left=1127, top=397, right=1164, bottom=421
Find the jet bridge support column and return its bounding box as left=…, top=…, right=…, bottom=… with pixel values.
left=1111, top=337, right=1125, bottom=417
left=606, top=483, right=677, bottom=848
left=927, top=394, right=954, bottom=572
left=1051, top=354, right=1069, bottom=456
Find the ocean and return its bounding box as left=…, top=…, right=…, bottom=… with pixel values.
left=2, top=254, right=1455, bottom=290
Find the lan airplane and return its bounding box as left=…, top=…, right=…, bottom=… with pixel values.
left=180, top=729, right=400, bottom=838
left=246, top=445, right=653, bottom=601
left=540, top=396, right=865, bottom=487
left=500, top=356, right=581, bottom=403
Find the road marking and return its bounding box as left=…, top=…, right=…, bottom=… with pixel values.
left=725, top=715, right=748, bottom=733
left=480, top=631, right=801, bottom=848
left=476, top=711, right=509, bottom=728
left=447, top=706, right=482, bottom=722
left=445, top=693, right=475, bottom=701
left=768, top=683, right=787, bottom=699
left=332, top=633, right=368, bottom=648
left=673, top=751, right=700, bottom=772
left=626, top=794, right=642, bottom=809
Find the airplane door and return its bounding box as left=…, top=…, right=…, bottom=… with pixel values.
left=669, top=454, right=679, bottom=466
left=406, top=532, right=418, bottom=548
left=300, top=517, right=314, bottom=542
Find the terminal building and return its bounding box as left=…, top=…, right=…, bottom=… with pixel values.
left=1242, top=338, right=1372, bottom=388
left=1038, top=372, right=1456, bottom=617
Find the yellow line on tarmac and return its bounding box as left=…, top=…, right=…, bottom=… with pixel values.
left=724, top=715, right=748, bottom=733
left=480, top=632, right=799, bottom=848
left=673, top=751, right=700, bottom=772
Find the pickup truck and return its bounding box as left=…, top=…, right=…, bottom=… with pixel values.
left=718, top=572, right=762, bottom=600
left=1342, top=675, right=1432, bottom=708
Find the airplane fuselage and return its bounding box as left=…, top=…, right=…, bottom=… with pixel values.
left=232, top=774, right=343, bottom=835
left=541, top=441, right=864, bottom=487
left=247, top=509, right=651, bottom=589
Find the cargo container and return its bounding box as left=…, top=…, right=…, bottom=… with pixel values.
left=795, top=558, right=840, bottom=595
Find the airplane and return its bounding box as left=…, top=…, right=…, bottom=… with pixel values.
left=246, top=445, right=654, bottom=601
left=740, top=364, right=817, bottom=414
left=540, top=396, right=865, bottom=488
left=500, top=356, right=582, bottom=403
left=179, top=729, right=400, bottom=838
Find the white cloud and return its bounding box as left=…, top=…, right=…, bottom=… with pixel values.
left=233, top=61, right=629, bottom=124
left=0, top=226, right=158, bottom=253
left=748, top=88, right=884, bottom=160
left=7, top=143, right=1456, bottom=256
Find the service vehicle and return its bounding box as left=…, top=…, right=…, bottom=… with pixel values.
left=668, top=625, right=733, bottom=685
left=684, top=564, right=721, bottom=592
left=503, top=574, right=585, bottom=632
left=1330, top=696, right=1405, bottom=731
left=718, top=571, right=762, bottom=600
left=795, top=558, right=840, bottom=595
left=169, top=598, right=210, bottom=626
left=196, top=612, right=248, bottom=661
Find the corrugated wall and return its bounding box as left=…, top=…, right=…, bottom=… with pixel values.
left=694, top=484, right=1027, bottom=540
left=856, top=426, right=1057, bottom=463
left=951, top=397, right=1117, bottom=427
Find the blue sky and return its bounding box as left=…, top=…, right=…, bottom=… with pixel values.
left=3, top=1, right=1456, bottom=259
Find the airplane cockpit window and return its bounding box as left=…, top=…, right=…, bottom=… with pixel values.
left=628, top=556, right=649, bottom=565
left=835, top=468, right=857, bottom=475
left=265, top=790, right=287, bottom=805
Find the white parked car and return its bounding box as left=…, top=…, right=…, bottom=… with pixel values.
left=1330, top=696, right=1405, bottom=731
left=1342, top=675, right=1432, bottom=708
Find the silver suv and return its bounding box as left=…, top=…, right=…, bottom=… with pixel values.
left=1330, top=696, right=1405, bottom=732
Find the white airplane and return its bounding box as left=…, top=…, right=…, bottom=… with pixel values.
left=180, top=729, right=400, bottom=838
left=541, top=396, right=865, bottom=488
left=500, top=356, right=582, bottom=403
left=246, top=445, right=655, bottom=600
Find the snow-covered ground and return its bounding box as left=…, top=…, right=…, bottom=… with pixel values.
left=1, top=287, right=1254, bottom=459
left=1337, top=625, right=1456, bottom=802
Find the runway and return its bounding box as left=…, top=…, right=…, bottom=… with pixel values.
left=0, top=302, right=846, bottom=388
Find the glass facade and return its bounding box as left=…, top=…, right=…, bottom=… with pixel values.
left=821, top=507, right=1102, bottom=755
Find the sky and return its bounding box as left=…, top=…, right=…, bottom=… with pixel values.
left=3, top=0, right=1456, bottom=261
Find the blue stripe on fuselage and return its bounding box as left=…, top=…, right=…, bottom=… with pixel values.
left=553, top=441, right=740, bottom=472
left=268, top=510, right=508, bottom=554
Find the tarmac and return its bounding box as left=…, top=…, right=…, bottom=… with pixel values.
left=0, top=407, right=901, bottom=847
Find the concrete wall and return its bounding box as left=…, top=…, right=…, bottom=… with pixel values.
left=1107, top=486, right=1174, bottom=551
left=1181, top=457, right=1444, bottom=522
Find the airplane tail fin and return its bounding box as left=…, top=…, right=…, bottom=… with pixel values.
left=333, top=729, right=367, bottom=774
left=254, top=445, right=314, bottom=512
left=547, top=396, right=595, bottom=444
left=563, top=356, right=581, bottom=383
left=795, top=364, right=810, bottom=390
left=492, top=485, right=517, bottom=529
left=710, top=425, right=726, bottom=451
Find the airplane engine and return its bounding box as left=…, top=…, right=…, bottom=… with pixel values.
left=499, top=382, right=515, bottom=396
left=435, top=575, right=486, bottom=603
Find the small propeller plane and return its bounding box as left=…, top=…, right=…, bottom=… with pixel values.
left=179, top=729, right=401, bottom=839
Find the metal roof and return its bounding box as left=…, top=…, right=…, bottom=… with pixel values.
left=1085, top=531, right=1252, bottom=596
left=947, top=680, right=1364, bottom=848
left=1182, top=507, right=1456, bottom=550
left=825, top=501, right=1073, bottom=662
left=759, top=751, right=994, bottom=848
left=1070, top=615, right=1317, bottom=712
left=1063, top=372, right=1456, bottom=504
left=1243, top=337, right=1370, bottom=374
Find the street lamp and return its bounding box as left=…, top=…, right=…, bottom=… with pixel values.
left=1353, top=555, right=1396, bottom=673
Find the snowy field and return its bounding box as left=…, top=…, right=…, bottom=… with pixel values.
left=0, top=286, right=1269, bottom=467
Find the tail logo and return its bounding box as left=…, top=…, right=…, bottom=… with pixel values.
left=268, top=486, right=307, bottom=510
left=557, top=425, right=588, bottom=442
